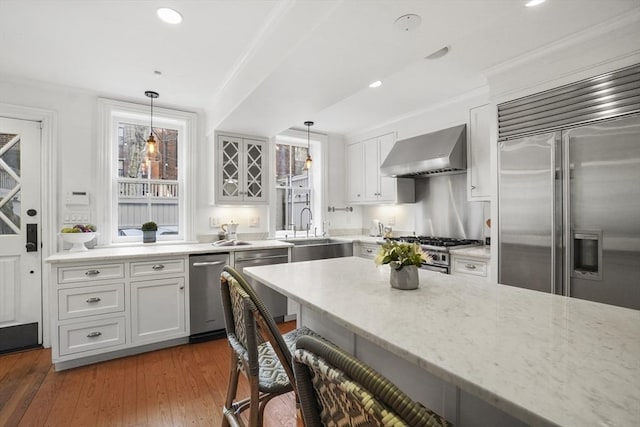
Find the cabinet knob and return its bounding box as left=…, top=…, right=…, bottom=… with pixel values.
left=179, top=286, right=185, bottom=290
left=471, top=185, right=476, bottom=190
left=357, top=194, right=361, bottom=197
left=86, top=331, right=102, bottom=338
left=86, top=297, right=101, bottom=303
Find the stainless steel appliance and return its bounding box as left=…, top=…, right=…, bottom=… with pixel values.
left=380, top=124, right=467, bottom=177
left=386, top=236, right=482, bottom=274
left=234, top=248, right=289, bottom=322
left=189, top=253, right=229, bottom=342
left=499, top=114, right=640, bottom=310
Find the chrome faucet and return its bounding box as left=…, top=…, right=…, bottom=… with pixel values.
left=300, top=207, right=312, bottom=237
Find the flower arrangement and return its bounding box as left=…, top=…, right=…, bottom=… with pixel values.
left=374, top=240, right=430, bottom=270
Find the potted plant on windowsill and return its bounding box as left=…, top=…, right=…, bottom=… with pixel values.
left=141, top=221, right=158, bottom=243
left=374, top=240, right=430, bottom=290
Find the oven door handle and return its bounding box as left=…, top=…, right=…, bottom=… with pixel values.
left=420, top=264, right=449, bottom=274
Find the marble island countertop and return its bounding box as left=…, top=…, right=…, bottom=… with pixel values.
left=244, top=256, right=640, bottom=427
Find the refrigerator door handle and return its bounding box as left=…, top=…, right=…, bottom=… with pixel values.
left=551, top=133, right=563, bottom=295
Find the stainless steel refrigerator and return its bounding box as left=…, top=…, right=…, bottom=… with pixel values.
left=498, top=114, right=640, bottom=310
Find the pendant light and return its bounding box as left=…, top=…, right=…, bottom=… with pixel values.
left=304, top=121, right=313, bottom=170
left=145, top=90, right=159, bottom=156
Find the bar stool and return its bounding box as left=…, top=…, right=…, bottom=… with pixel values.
left=293, top=335, right=452, bottom=427
left=219, top=266, right=312, bottom=427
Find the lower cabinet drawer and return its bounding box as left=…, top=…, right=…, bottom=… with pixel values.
left=59, top=317, right=126, bottom=356
left=130, top=258, right=185, bottom=278
left=58, top=263, right=125, bottom=284
left=359, top=243, right=379, bottom=259
left=58, top=283, right=125, bottom=320
left=453, top=257, right=488, bottom=277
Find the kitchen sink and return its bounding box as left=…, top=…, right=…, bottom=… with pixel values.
left=281, top=238, right=353, bottom=262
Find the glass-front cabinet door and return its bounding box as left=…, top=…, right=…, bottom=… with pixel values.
left=216, top=134, right=267, bottom=204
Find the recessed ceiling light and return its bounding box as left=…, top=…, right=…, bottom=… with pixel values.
left=425, top=46, right=450, bottom=60
left=157, top=8, right=183, bottom=24
left=394, top=14, right=422, bottom=32
left=369, top=80, right=382, bottom=88
left=525, top=0, right=546, bottom=7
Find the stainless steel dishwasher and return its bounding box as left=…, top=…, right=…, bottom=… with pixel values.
left=234, top=248, right=289, bottom=322
left=189, top=252, right=229, bottom=343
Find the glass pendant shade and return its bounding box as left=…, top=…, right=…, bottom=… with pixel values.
left=304, top=121, right=313, bottom=170
left=145, top=91, right=159, bottom=158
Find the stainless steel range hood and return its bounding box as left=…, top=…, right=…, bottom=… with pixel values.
left=380, top=124, right=466, bottom=177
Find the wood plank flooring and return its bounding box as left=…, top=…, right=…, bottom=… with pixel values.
left=0, top=322, right=299, bottom=427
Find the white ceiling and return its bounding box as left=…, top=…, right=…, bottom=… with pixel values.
left=1, top=0, right=638, bottom=137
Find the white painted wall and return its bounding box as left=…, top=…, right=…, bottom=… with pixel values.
left=0, top=76, right=207, bottom=247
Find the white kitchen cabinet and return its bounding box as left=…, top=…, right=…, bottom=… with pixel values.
left=215, top=134, right=268, bottom=204
left=346, top=133, right=414, bottom=204
left=467, top=104, right=492, bottom=201
left=356, top=242, right=379, bottom=260
left=51, top=255, right=189, bottom=370
left=451, top=255, right=490, bottom=279
left=347, top=142, right=364, bottom=202
left=131, top=277, right=186, bottom=344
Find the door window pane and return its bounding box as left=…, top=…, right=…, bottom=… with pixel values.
left=0, top=133, right=20, bottom=235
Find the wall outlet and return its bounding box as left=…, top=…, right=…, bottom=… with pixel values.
left=250, top=216, right=260, bottom=227
left=387, top=216, right=396, bottom=226
left=209, top=217, right=219, bottom=228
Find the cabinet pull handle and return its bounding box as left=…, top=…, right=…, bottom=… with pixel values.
left=152, top=264, right=165, bottom=270
left=366, top=249, right=373, bottom=253
left=179, top=286, right=185, bottom=290
left=86, top=331, right=102, bottom=338
left=86, top=297, right=101, bottom=303
left=357, top=194, right=361, bottom=197
left=471, top=185, right=476, bottom=190
left=465, top=264, right=477, bottom=270
left=85, top=270, right=100, bottom=276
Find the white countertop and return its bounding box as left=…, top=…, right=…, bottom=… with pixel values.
left=45, top=235, right=382, bottom=263
left=449, top=245, right=491, bottom=259
left=46, top=240, right=293, bottom=263
left=244, top=257, right=640, bottom=427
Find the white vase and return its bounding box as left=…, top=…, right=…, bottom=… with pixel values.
left=389, top=264, right=419, bottom=290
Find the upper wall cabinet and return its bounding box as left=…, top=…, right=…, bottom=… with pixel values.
left=467, top=104, right=492, bottom=201
left=346, top=133, right=414, bottom=205
left=215, top=134, right=268, bottom=204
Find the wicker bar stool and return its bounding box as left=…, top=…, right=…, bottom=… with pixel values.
left=219, top=266, right=312, bottom=427
left=293, top=335, right=452, bottom=427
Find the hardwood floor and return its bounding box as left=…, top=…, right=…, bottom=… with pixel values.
left=0, top=322, right=299, bottom=426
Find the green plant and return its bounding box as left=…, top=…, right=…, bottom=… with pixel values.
left=374, top=240, right=430, bottom=270
left=141, top=221, right=158, bottom=231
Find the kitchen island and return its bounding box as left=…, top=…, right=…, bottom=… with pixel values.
left=244, top=256, right=640, bottom=427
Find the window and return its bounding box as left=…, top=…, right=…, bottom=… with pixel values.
left=272, top=129, right=326, bottom=238
left=98, top=99, right=196, bottom=244
left=274, top=142, right=311, bottom=232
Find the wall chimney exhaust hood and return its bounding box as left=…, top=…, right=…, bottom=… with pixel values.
left=380, top=124, right=466, bottom=177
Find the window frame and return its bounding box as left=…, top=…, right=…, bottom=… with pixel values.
left=97, top=98, right=196, bottom=245
left=270, top=129, right=327, bottom=238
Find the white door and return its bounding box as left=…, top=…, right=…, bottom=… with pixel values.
left=0, top=117, right=42, bottom=352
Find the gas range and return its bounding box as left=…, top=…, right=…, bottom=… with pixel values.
left=386, top=236, right=482, bottom=273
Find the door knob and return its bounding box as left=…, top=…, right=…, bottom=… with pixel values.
left=25, top=242, right=37, bottom=252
